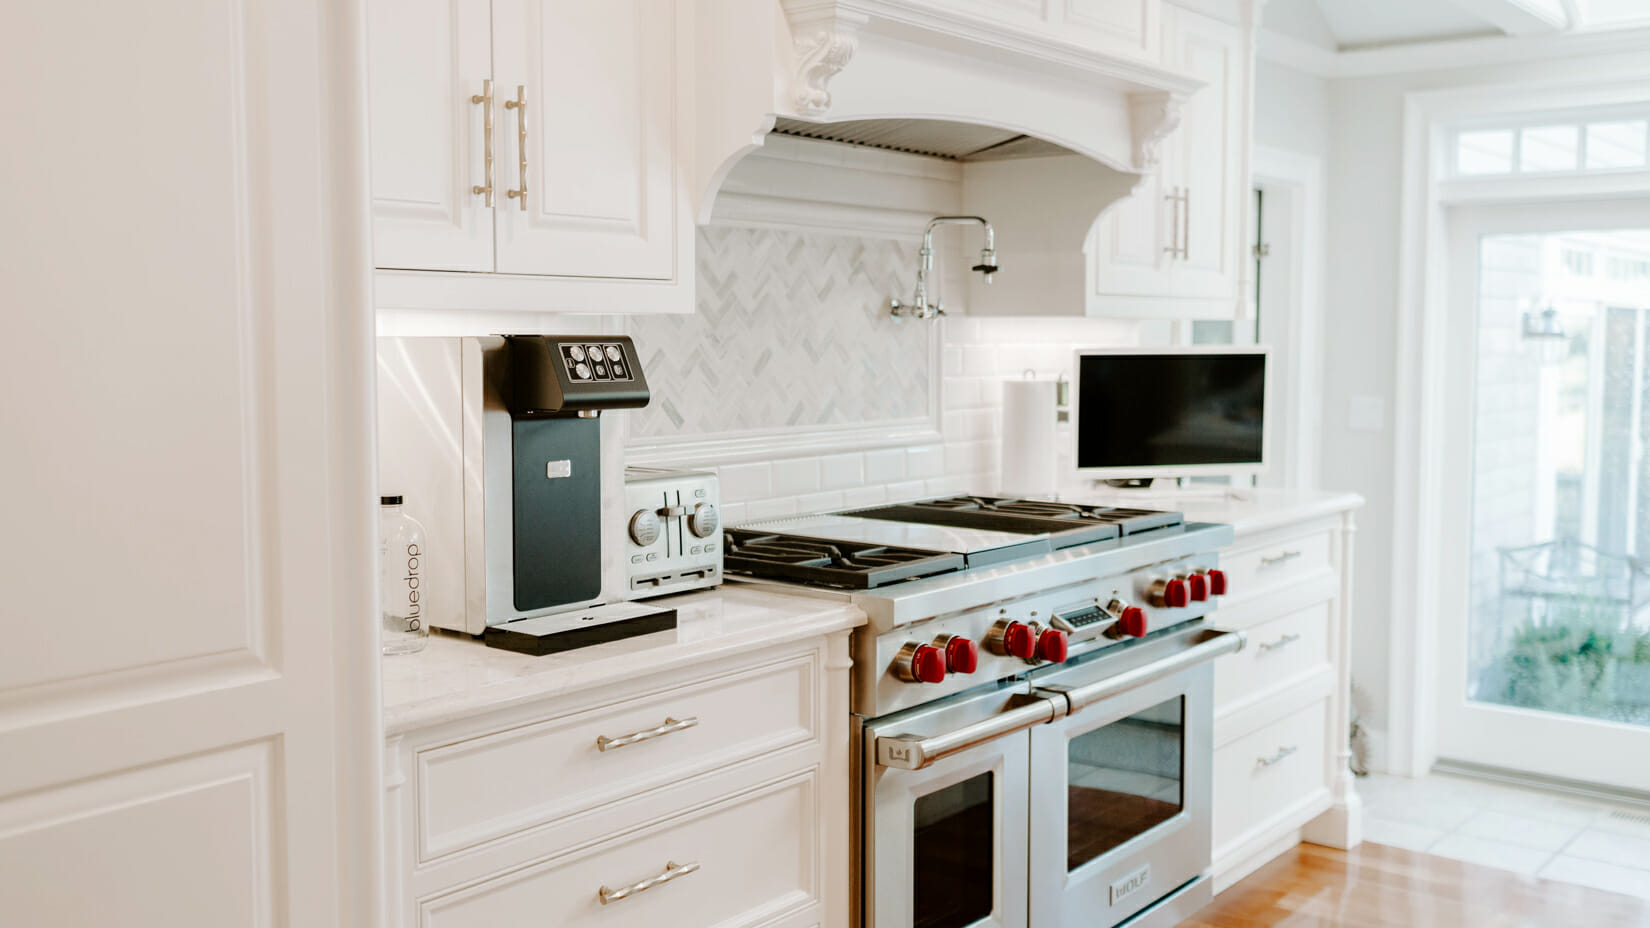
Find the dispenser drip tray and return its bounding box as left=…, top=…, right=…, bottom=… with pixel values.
left=481, top=602, right=678, bottom=656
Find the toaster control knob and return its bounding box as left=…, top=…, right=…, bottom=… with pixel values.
left=1110, top=606, right=1148, bottom=639
left=936, top=635, right=979, bottom=674
left=1207, top=568, right=1228, bottom=596
left=1150, top=578, right=1190, bottom=609
left=986, top=620, right=1037, bottom=660
left=687, top=503, right=719, bottom=539
left=894, top=642, right=947, bottom=684
left=1036, top=628, right=1069, bottom=664
left=628, top=510, right=661, bottom=547
left=1186, top=572, right=1210, bottom=602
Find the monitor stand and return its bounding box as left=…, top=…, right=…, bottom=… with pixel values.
left=1080, top=477, right=1254, bottom=504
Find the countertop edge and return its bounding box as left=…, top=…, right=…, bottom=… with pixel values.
left=383, top=601, right=866, bottom=736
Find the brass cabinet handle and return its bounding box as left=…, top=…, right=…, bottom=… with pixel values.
left=598, top=860, right=700, bottom=905
left=1162, top=186, right=1181, bottom=257
left=469, top=79, right=494, bottom=206
left=1259, top=550, right=1303, bottom=568
left=1256, top=744, right=1299, bottom=769
left=505, top=84, right=527, bottom=210
left=1180, top=186, right=1191, bottom=259
left=1258, top=632, right=1302, bottom=653
left=595, top=716, right=698, bottom=752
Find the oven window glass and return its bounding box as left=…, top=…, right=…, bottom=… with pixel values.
left=913, top=772, right=994, bottom=928
left=1066, top=697, right=1184, bottom=871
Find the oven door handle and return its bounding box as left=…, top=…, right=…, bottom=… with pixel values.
left=874, top=695, right=1062, bottom=771
left=1036, top=628, right=1246, bottom=715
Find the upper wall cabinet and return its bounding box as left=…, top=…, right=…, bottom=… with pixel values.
left=914, top=0, right=1162, bottom=62
left=367, top=0, right=693, bottom=315
left=1088, top=2, right=1249, bottom=318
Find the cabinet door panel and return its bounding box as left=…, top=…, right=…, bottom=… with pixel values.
left=1168, top=9, right=1241, bottom=300
left=368, top=0, right=494, bottom=270
left=492, top=0, right=678, bottom=280
left=1088, top=169, right=1175, bottom=299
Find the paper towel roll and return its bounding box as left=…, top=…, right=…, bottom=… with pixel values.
left=1000, top=379, right=1059, bottom=498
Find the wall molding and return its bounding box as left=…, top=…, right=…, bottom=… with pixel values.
left=1257, top=23, right=1650, bottom=79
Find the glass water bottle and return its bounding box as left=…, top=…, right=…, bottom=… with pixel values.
left=380, top=495, right=429, bottom=655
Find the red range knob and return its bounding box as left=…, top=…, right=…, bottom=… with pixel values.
left=1000, top=622, right=1037, bottom=660
left=1187, top=572, right=1209, bottom=602
left=1207, top=568, right=1228, bottom=596
left=1116, top=606, right=1148, bottom=638
left=1151, top=578, right=1190, bottom=608
left=943, top=636, right=979, bottom=674
left=908, top=643, right=947, bottom=684
left=1036, top=628, right=1069, bottom=663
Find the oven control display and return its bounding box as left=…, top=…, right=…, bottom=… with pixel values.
left=561, top=342, right=633, bottom=383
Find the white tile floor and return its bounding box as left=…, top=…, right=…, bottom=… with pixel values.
left=1360, top=772, right=1650, bottom=901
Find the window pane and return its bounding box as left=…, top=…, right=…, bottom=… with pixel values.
left=1520, top=125, right=1580, bottom=173
left=1586, top=121, right=1649, bottom=170
left=1458, top=130, right=1515, bottom=175
left=913, top=772, right=994, bottom=928
left=1468, top=230, right=1650, bottom=730
left=1066, top=697, right=1183, bottom=871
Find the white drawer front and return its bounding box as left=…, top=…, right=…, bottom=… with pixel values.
left=417, top=654, right=816, bottom=861
left=423, top=773, right=819, bottom=928
left=1221, top=529, right=1333, bottom=603
left=1214, top=601, right=1331, bottom=711
left=1212, top=698, right=1329, bottom=851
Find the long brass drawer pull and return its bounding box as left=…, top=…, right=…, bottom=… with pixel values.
left=1258, top=632, right=1302, bottom=653
left=469, top=79, right=494, bottom=206
left=1259, top=550, right=1303, bottom=568
left=505, top=84, right=527, bottom=210
left=596, top=716, right=698, bottom=752
left=1256, top=745, right=1298, bottom=769
left=598, top=860, right=700, bottom=905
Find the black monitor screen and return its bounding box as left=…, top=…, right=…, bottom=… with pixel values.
left=1076, top=352, right=1266, bottom=470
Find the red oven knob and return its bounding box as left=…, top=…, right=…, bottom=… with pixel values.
left=1187, top=572, right=1209, bottom=602
left=1114, top=606, right=1148, bottom=638
left=1036, top=628, right=1069, bottom=663
left=940, top=636, right=979, bottom=674
left=1207, top=568, right=1228, bottom=596
left=894, top=642, right=947, bottom=684
left=986, top=620, right=1037, bottom=660
left=1149, top=578, right=1189, bottom=609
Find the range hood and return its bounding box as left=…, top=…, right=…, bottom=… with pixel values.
left=695, top=0, right=1208, bottom=315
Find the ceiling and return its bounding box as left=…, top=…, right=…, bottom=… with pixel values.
left=1264, top=0, right=1650, bottom=52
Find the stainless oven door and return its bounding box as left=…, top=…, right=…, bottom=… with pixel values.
left=1026, top=627, right=1241, bottom=928
left=863, top=683, right=1062, bottom=928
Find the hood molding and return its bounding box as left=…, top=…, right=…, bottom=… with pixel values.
left=775, top=0, right=1200, bottom=171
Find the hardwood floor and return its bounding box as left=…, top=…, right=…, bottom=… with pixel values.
left=1184, top=842, right=1650, bottom=927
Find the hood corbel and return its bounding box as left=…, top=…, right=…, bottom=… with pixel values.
left=783, top=1, right=867, bottom=116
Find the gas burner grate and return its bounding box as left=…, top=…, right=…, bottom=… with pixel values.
left=722, top=530, right=965, bottom=589
left=899, top=497, right=1184, bottom=535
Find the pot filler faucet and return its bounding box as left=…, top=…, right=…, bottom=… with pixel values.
left=890, top=215, right=998, bottom=320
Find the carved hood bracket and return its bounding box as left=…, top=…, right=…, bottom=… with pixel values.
left=781, top=1, right=868, bottom=116
left=1128, top=91, right=1185, bottom=173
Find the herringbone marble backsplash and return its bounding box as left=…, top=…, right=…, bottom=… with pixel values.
left=626, top=226, right=932, bottom=438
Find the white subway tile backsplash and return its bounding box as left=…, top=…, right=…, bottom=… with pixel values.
left=943, top=346, right=963, bottom=376
left=906, top=445, right=944, bottom=479
left=819, top=452, right=865, bottom=489
left=885, top=479, right=929, bottom=502
left=796, top=489, right=846, bottom=514
left=719, top=501, right=748, bottom=526
left=745, top=498, right=801, bottom=521
left=718, top=461, right=772, bottom=502
left=771, top=457, right=822, bottom=496
left=864, top=448, right=906, bottom=483
left=841, top=484, right=889, bottom=507
left=962, top=344, right=998, bottom=377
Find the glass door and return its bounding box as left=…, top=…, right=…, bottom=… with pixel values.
left=1437, top=203, right=1650, bottom=790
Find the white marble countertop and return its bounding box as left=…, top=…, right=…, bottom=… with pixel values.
left=381, top=585, right=865, bottom=735
left=1055, top=486, right=1365, bottom=537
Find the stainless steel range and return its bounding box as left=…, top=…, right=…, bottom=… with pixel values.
left=722, top=495, right=1244, bottom=928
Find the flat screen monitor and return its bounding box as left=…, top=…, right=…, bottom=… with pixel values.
left=1073, top=347, right=1269, bottom=478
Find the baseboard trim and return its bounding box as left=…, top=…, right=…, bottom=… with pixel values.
left=1432, top=758, right=1650, bottom=810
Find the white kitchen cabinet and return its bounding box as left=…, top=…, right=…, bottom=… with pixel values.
left=1172, top=492, right=1363, bottom=894
left=1088, top=1, right=1249, bottom=317
left=367, top=0, right=694, bottom=313
left=0, top=0, right=380, bottom=924
left=915, top=0, right=1162, bottom=62
left=381, top=614, right=854, bottom=928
